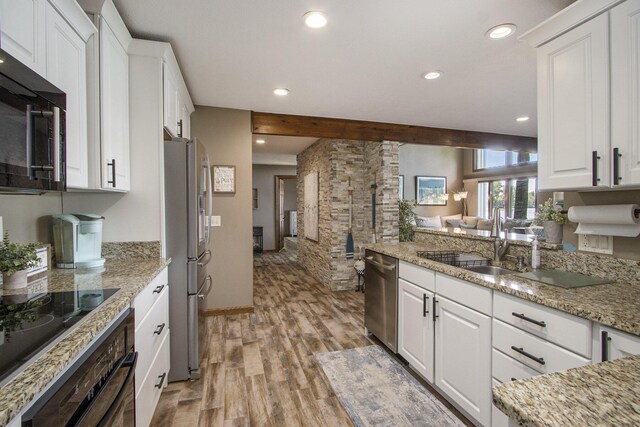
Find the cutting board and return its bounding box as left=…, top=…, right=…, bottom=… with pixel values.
left=514, top=270, right=615, bottom=289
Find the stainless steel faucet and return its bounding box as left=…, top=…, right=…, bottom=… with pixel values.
left=490, top=207, right=509, bottom=262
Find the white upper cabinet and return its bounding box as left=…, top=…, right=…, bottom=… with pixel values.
left=536, top=13, right=610, bottom=191
left=163, top=65, right=180, bottom=137
left=524, top=0, right=640, bottom=190
left=0, top=0, right=47, bottom=76
left=611, top=0, right=640, bottom=187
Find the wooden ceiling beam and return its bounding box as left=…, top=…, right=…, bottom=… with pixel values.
left=251, top=111, right=537, bottom=152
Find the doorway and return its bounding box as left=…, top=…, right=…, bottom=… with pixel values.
left=275, top=175, right=297, bottom=251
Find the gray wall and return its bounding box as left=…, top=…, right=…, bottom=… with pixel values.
left=399, top=144, right=464, bottom=217
left=251, top=164, right=297, bottom=251
left=0, top=193, right=62, bottom=243
left=192, top=106, right=253, bottom=310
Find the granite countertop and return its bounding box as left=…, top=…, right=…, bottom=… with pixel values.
left=366, top=242, right=640, bottom=336
left=492, top=355, right=640, bottom=426
left=0, top=256, right=170, bottom=427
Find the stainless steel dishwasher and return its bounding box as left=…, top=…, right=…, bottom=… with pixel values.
left=364, top=250, right=399, bottom=352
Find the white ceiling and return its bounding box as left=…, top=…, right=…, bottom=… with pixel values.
left=114, top=0, right=575, bottom=138
left=252, top=136, right=318, bottom=165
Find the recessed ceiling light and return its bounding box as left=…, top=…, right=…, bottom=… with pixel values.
left=486, top=24, right=517, bottom=39
left=273, top=88, right=290, bottom=96
left=516, top=116, right=530, bottom=122
left=303, top=11, right=327, bottom=28
left=422, top=71, right=442, bottom=80
left=256, top=139, right=266, bottom=144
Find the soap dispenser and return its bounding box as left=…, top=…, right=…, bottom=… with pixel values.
left=531, top=236, right=541, bottom=269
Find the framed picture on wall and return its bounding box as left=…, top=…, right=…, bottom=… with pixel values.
left=212, top=165, right=236, bottom=193
left=399, top=175, right=404, bottom=200
left=416, top=176, right=447, bottom=206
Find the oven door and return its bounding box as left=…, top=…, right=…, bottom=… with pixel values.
left=0, top=51, right=65, bottom=193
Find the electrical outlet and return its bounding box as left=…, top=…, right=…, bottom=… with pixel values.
left=578, top=234, right=613, bottom=255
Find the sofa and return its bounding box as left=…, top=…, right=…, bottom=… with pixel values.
left=413, top=213, right=531, bottom=231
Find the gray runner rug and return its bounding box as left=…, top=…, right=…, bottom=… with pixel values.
left=315, top=345, right=465, bottom=427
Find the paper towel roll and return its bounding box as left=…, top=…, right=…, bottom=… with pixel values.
left=568, top=204, right=640, bottom=237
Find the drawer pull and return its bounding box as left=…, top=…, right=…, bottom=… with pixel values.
left=601, top=330, right=611, bottom=362
left=432, top=298, right=439, bottom=322
left=512, top=312, right=546, bottom=328
left=155, top=372, right=167, bottom=388
left=510, top=377, right=517, bottom=382
left=423, top=294, right=429, bottom=317
left=153, top=284, right=165, bottom=294
left=154, top=323, right=166, bottom=336
left=511, top=346, right=545, bottom=365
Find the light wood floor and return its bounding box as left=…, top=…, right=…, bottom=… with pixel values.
left=150, top=252, right=470, bottom=427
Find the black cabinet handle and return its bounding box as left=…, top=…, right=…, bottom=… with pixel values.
left=613, top=147, right=622, bottom=185
left=423, top=294, right=429, bottom=317
left=432, top=298, right=439, bottom=322
left=178, top=119, right=183, bottom=138
left=107, top=158, right=116, bottom=188
left=155, top=372, right=167, bottom=388
left=601, top=330, right=611, bottom=362
left=153, top=284, right=165, bottom=294
left=511, top=346, right=545, bottom=365
left=511, top=377, right=517, bottom=382
left=154, top=323, right=166, bottom=335
left=512, top=312, right=546, bottom=328
left=592, top=151, right=600, bottom=186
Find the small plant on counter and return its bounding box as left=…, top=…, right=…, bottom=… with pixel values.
left=399, top=199, right=418, bottom=242
left=0, top=232, right=39, bottom=277
left=533, top=198, right=568, bottom=225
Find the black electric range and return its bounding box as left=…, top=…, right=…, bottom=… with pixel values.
left=0, top=287, right=119, bottom=386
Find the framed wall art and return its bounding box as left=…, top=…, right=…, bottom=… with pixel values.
left=212, top=165, right=236, bottom=193
left=416, top=176, right=447, bottom=206
left=303, top=171, right=319, bottom=242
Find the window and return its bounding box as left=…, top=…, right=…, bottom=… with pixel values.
left=474, top=149, right=538, bottom=170
left=477, top=177, right=537, bottom=220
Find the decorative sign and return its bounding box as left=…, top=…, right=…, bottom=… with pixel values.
left=212, top=165, right=236, bottom=193
left=304, top=172, right=319, bottom=242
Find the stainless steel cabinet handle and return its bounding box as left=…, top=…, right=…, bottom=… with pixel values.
left=613, top=147, right=622, bottom=185
left=364, top=257, right=396, bottom=271
left=601, top=330, right=611, bottom=362
left=153, top=323, right=166, bottom=335
left=511, top=345, right=545, bottom=365
left=155, top=372, right=167, bottom=388
left=153, top=284, right=165, bottom=294
left=511, top=312, right=546, bottom=328
left=177, top=119, right=183, bottom=138
left=107, top=158, right=116, bottom=187
left=432, top=298, right=439, bottom=322
left=423, top=294, right=429, bottom=317
left=52, top=106, right=62, bottom=182
left=592, top=151, right=600, bottom=186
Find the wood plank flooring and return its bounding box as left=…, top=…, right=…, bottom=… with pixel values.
left=150, top=252, right=469, bottom=427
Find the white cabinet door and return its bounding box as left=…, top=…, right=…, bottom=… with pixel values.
left=45, top=2, right=89, bottom=189
left=163, top=64, right=179, bottom=137
left=611, top=0, right=640, bottom=187
left=0, top=0, right=46, bottom=76
left=596, top=326, right=640, bottom=363
left=435, top=295, right=492, bottom=427
left=398, top=278, right=434, bottom=382
left=180, top=101, right=191, bottom=139
left=99, top=17, right=130, bottom=191
left=537, top=13, right=610, bottom=191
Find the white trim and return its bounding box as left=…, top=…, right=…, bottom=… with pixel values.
left=47, top=0, right=97, bottom=41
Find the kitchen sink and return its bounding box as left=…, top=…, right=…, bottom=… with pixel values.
left=462, top=265, right=515, bottom=276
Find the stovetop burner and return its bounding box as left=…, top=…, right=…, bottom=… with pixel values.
left=0, top=287, right=119, bottom=386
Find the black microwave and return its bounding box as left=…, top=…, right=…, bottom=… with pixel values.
left=0, top=48, right=66, bottom=193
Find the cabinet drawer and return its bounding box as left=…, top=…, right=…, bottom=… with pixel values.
left=135, top=285, right=169, bottom=396
left=435, top=273, right=492, bottom=315
left=493, top=319, right=590, bottom=375
left=136, top=332, right=170, bottom=427
left=492, top=348, right=540, bottom=384
left=399, top=261, right=435, bottom=292
left=594, top=325, right=640, bottom=363
left=133, top=267, right=168, bottom=329
left=494, top=292, right=591, bottom=358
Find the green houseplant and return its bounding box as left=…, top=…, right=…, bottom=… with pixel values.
left=0, top=232, right=39, bottom=289
left=399, top=199, right=418, bottom=242
left=533, top=198, right=568, bottom=244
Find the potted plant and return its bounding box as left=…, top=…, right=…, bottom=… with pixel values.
left=533, top=199, right=568, bottom=244
left=0, top=232, right=39, bottom=289
left=399, top=199, right=418, bottom=242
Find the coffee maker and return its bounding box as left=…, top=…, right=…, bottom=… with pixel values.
left=51, top=214, right=105, bottom=269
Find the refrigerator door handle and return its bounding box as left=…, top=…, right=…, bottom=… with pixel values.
left=198, top=275, right=212, bottom=299
left=204, top=156, right=213, bottom=244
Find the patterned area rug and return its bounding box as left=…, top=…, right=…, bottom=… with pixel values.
left=316, top=345, right=465, bottom=427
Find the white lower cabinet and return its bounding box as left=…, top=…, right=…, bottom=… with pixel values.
left=491, top=379, right=509, bottom=427
left=133, top=266, right=170, bottom=427
left=594, top=325, right=640, bottom=363
left=435, top=295, right=492, bottom=427
left=398, top=278, right=434, bottom=382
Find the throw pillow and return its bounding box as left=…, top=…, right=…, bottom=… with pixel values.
left=463, top=216, right=479, bottom=227
left=440, top=213, right=462, bottom=227
left=460, top=222, right=476, bottom=229
left=446, top=219, right=464, bottom=228
left=416, top=215, right=442, bottom=228
left=477, top=219, right=493, bottom=231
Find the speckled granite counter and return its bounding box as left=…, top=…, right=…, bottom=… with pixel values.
left=0, top=256, right=170, bottom=427
left=492, top=355, right=640, bottom=426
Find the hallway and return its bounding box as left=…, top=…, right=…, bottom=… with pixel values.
left=150, top=253, right=370, bottom=426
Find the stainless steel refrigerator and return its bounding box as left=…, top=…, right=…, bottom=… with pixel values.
left=164, top=137, right=213, bottom=381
